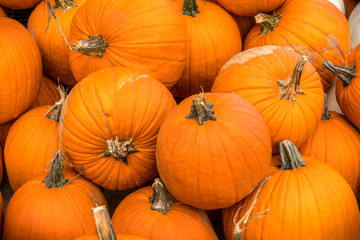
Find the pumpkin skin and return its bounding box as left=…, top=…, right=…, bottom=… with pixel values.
left=216, top=0, right=286, bottom=16
left=232, top=15, right=255, bottom=42
left=0, top=17, right=42, bottom=124
left=170, top=0, right=242, bottom=98
left=68, top=0, right=187, bottom=88
left=75, top=235, right=149, bottom=240
left=156, top=92, right=272, bottom=210
left=28, top=0, right=87, bottom=86
left=0, top=7, right=6, bottom=17
left=30, top=75, right=61, bottom=109
left=212, top=46, right=324, bottom=152
left=222, top=150, right=360, bottom=239
left=0, top=119, right=15, bottom=150
left=244, top=0, right=350, bottom=90
left=0, top=0, right=41, bottom=9
left=59, top=67, right=176, bottom=190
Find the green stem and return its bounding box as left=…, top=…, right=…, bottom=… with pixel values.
left=322, top=60, right=355, bottom=87
left=42, top=150, right=69, bottom=188
left=149, top=178, right=175, bottom=215
left=321, top=93, right=330, bottom=121
left=182, top=0, right=200, bottom=17
left=279, top=140, right=306, bottom=170
left=254, top=13, right=282, bottom=35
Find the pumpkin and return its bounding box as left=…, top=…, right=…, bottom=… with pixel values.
left=28, top=0, right=87, bottom=86
left=30, top=75, right=62, bottom=109
left=222, top=140, right=360, bottom=240
left=0, top=147, right=3, bottom=184
left=111, top=178, right=218, bottom=239
left=232, top=15, right=255, bottom=42
left=215, top=0, right=286, bottom=16
left=0, top=0, right=41, bottom=9
left=243, top=0, right=350, bottom=90
left=323, top=43, right=360, bottom=129
left=0, top=7, right=6, bottom=17
left=0, top=17, right=42, bottom=124
left=348, top=2, right=360, bottom=50
left=59, top=67, right=176, bottom=190
left=3, top=150, right=108, bottom=240
left=67, top=0, right=187, bottom=88
left=169, top=0, right=241, bottom=98
left=212, top=46, right=324, bottom=152
left=0, top=119, right=15, bottom=150
left=156, top=92, right=271, bottom=209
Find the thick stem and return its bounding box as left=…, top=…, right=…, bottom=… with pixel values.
left=92, top=205, right=117, bottom=240
left=186, top=91, right=216, bottom=125
left=72, top=35, right=109, bottom=58
left=279, top=140, right=306, bottom=170
left=278, top=56, right=307, bottom=106
left=42, top=150, right=69, bottom=188
left=321, top=93, right=330, bottom=121
left=103, top=137, right=138, bottom=164
left=254, top=13, right=282, bottom=35
left=322, top=60, right=355, bottom=87
left=45, top=85, right=67, bottom=122
left=183, top=0, right=200, bottom=17
left=149, top=178, right=174, bottom=215
left=53, top=0, right=78, bottom=12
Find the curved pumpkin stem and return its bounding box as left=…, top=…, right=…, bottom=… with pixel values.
left=254, top=13, right=282, bottom=35
left=42, top=150, right=69, bottom=188
left=186, top=90, right=216, bottom=125
left=279, top=140, right=306, bottom=170
left=45, top=84, right=67, bottom=122
left=92, top=205, right=117, bottom=240
left=149, top=178, right=174, bottom=215
left=53, top=0, right=78, bottom=12
left=183, top=0, right=200, bottom=17
left=321, top=93, right=330, bottom=121
left=322, top=60, right=355, bottom=87
left=277, top=56, right=307, bottom=106
left=103, top=137, right=138, bottom=164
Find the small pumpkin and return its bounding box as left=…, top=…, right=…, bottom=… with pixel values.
left=216, top=0, right=286, bottom=16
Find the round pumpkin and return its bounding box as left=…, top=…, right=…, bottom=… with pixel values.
left=212, top=46, right=324, bottom=152
left=222, top=140, right=360, bottom=240
left=0, top=17, right=42, bottom=123
left=244, top=0, right=350, bottom=90
left=68, top=0, right=187, bottom=87
left=112, top=178, right=218, bottom=239
left=59, top=67, right=176, bottom=190
left=156, top=92, right=272, bottom=209
left=0, top=0, right=41, bottom=9
left=30, top=75, right=61, bottom=109
left=216, top=0, right=286, bottom=16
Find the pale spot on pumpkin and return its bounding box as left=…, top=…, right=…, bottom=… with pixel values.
left=116, top=74, right=149, bottom=91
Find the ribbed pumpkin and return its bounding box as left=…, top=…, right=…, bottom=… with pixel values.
left=244, top=0, right=350, bottom=90
left=216, top=0, right=285, bottom=16
left=3, top=150, right=108, bottom=240
left=0, top=17, right=42, bottom=123
left=68, top=0, right=187, bottom=87
left=170, top=0, right=241, bottom=98
left=112, top=178, right=218, bottom=239
left=59, top=67, right=176, bottom=190
left=28, top=0, right=87, bottom=86
left=0, top=0, right=41, bottom=9
left=222, top=140, right=360, bottom=240
left=212, top=46, right=324, bottom=152
left=156, top=92, right=272, bottom=210
left=30, top=75, right=61, bottom=109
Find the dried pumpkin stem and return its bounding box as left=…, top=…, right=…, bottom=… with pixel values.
left=254, top=13, right=282, bottom=35
left=186, top=90, right=216, bottom=125
left=322, top=60, right=355, bottom=87
left=183, top=0, right=200, bottom=17
left=53, top=0, right=78, bottom=12
left=45, top=84, right=67, bottom=122
left=42, top=150, right=69, bottom=188
left=278, top=56, right=307, bottom=106
left=103, top=137, right=138, bottom=164
left=279, top=140, right=306, bottom=170
left=149, top=178, right=174, bottom=215
left=321, top=93, right=330, bottom=121
left=92, top=205, right=117, bottom=240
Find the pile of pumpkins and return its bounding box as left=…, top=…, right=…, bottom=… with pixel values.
left=0, top=0, right=360, bottom=239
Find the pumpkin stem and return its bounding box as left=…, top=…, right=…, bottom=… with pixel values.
left=186, top=89, right=216, bottom=125
left=321, top=93, right=330, bottom=121
left=71, top=35, right=109, bottom=58
left=182, top=0, right=200, bottom=17
left=279, top=140, right=306, bottom=170
left=53, top=0, right=78, bottom=12
left=92, top=205, right=117, bottom=240
left=42, top=150, right=69, bottom=188
left=103, top=137, right=138, bottom=164
left=322, top=60, right=355, bottom=87
left=254, top=13, right=282, bottom=35
left=45, top=84, right=67, bottom=122
left=277, top=56, right=307, bottom=106
left=149, top=178, right=174, bottom=215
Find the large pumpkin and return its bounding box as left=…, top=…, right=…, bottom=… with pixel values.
left=0, top=17, right=42, bottom=123
left=59, top=67, right=176, bottom=190
left=68, top=0, right=187, bottom=87
left=156, top=92, right=272, bottom=209
left=112, top=178, right=218, bottom=239
left=222, top=140, right=360, bottom=240
left=212, top=46, right=324, bottom=152
left=216, top=0, right=286, bottom=16
left=244, top=0, right=350, bottom=90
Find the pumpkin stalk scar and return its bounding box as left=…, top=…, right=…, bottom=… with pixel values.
left=279, top=140, right=306, bottom=170
left=53, top=0, right=78, bottom=12
left=182, top=0, right=200, bottom=17
left=149, top=178, right=175, bottom=215
left=45, top=84, right=67, bottom=122
left=91, top=205, right=117, bottom=240
left=234, top=176, right=271, bottom=240
left=186, top=88, right=216, bottom=125
left=42, top=150, right=69, bottom=188
left=103, top=137, right=138, bottom=164
left=278, top=56, right=307, bottom=106
left=255, top=13, right=282, bottom=35
left=322, top=60, right=355, bottom=87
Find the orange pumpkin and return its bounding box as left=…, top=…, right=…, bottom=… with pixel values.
left=28, top=0, right=87, bottom=86
left=232, top=15, right=255, bottom=42
left=112, top=178, right=218, bottom=239
left=0, top=7, right=6, bottom=17
left=222, top=140, right=360, bottom=240
left=59, top=67, right=176, bottom=190
left=156, top=92, right=272, bottom=209
left=0, top=17, right=42, bottom=123
left=30, top=75, right=61, bottom=109
left=68, top=0, right=187, bottom=87
left=216, top=0, right=286, bottom=16
left=0, top=0, right=41, bottom=9
left=212, top=46, right=324, bottom=152
left=170, top=0, right=241, bottom=98
left=244, top=0, right=350, bottom=90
